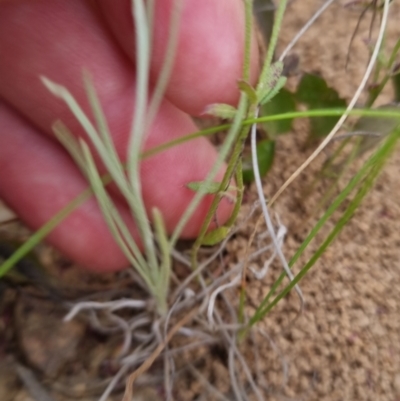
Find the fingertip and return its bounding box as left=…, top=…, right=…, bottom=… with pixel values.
left=151, top=0, right=260, bottom=116
left=98, top=0, right=260, bottom=116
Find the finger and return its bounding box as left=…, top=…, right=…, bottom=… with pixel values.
left=0, top=102, right=136, bottom=272
left=97, top=0, right=260, bottom=116
left=0, top=0, right=233, bottom=239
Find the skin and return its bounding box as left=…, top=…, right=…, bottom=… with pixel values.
left=0, top=0, right=259, bottom=272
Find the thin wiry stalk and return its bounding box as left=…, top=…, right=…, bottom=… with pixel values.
left=207, top=274, right=241, bottom=328
left=256, top=0, right=289, bottom=96
left=216, top=308, right=264, bottom=401
left=269, top=0, right=391, bottom=206
left=250, top=111, right=304, bottom=303
left=107, top=313, right=132, bottom=357
left=64, top=299, right=147, bottom=322
left=250, top=221, right=286, bottom=280
left=345, top=1, right=373, bottom=69
left=279, top=0, right=336, bottom=62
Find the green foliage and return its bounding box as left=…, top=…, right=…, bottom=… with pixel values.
left=296, top=73, right=347, bottom=138
left=258, top=72, right=347, bottom=142
left=261, top=88, right=296, bottom=135
left=242, top=139, right=275, bottom=184
left=257, top=60, right=285, bottom=102
left=260, top=76, right=287, bottom=105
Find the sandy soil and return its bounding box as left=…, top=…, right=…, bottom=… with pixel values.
left=1, top=1, right=400, bottom=401
left=247, top=1, right=400, bottom=400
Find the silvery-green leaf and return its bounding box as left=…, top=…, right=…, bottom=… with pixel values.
left=260, top=76, right=287, bottom=105
left=201, top=226, right=230, bottom=246
left=204, top=103, right=237, bottom=119
left=257, top=60, right=284, bottom=102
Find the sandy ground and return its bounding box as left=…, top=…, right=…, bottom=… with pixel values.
left=244, top=1, right=400, bottom=400
left=1, top=1, right=400, bottom=401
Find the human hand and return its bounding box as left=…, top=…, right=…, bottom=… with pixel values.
left=0, top=0, right=259, bottom=271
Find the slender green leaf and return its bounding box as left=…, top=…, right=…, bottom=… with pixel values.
left=259, top=76, right=287, bottom=105
left=296, top=73, right=347, bottom=138
left=257, top=60, right=284, bottom=102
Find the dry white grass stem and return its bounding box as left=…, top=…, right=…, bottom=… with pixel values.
left=279, top=0, right=337, bottom=62
left=251, top=109, right=304, bottom=304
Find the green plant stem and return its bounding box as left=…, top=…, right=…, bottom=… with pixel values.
left=142, top=108, right=400, bottom=160
left=315, top=136, right=362, bottom=213
left=187, top=0, right=253, bottom=268
left=367, top=37, right=400, bottom=107
left=256, top=0, right=288, bottom=96
left=243, top=0, right=253, bottom=82
left=190, top=122, right=249, bottom=269
left=0, top=188, right=94, bottom=278
left=226, top=158, right=245, bottom=227
left=152, top=207, right=170, bottom=315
